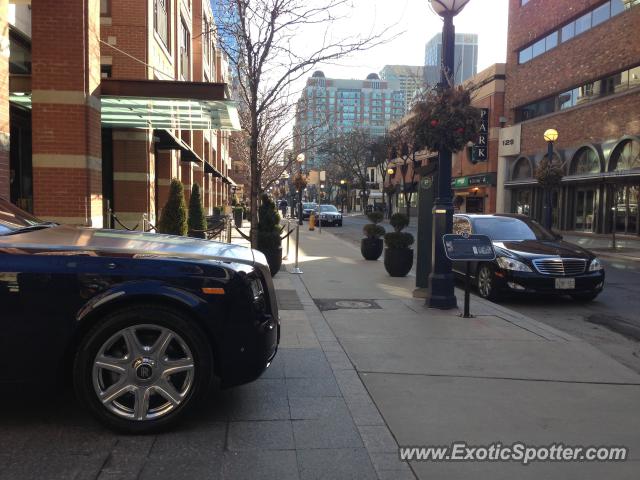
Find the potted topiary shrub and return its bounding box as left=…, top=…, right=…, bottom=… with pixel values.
left=158, top=178, right=188, bottom=236
left=257, top=194, right=282, bottom=276
left=384, top=213, right=414, bottom=277
left=188, top=183, right=207, bottom=238
left=361, top=211, right=385, bottom=260
left=233, top=206, right=244, bottom=228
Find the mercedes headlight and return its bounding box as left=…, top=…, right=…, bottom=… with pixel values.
left=496, top=256, right=532, bottom=272
left=588, top=258, right=604, bottom=271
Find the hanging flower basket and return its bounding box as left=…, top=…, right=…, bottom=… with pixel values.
left=535, top=157, right=564, bottom=189
left=408, top=85, right=481, bottom=153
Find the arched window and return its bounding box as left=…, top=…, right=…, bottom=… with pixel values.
left=512, top=157, right=532, bottom=180
left=609, top=139, right=640, bottom=172
left=570, top=148, right=601, bottom=175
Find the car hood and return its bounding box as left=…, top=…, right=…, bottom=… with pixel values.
left=0, top=225, right=264, bottom=267
left=494, top=239, right=593, bottom=259
left=319, top=211, right=341, bottom=216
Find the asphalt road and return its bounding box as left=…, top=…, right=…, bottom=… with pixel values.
left=324, top=214, right=640, bottom=373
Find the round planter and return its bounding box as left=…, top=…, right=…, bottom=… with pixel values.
left=263, top=246, right=282, bottom=277
left=384, top=248, right=413, bottom=277
left=361, top=237, right=383, bottom=261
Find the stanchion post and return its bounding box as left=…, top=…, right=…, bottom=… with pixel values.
left=292, top=222, right=303, bottom=274
left=284, top=218, right=290, bottom=260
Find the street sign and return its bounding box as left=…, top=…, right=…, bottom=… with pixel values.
left=442, top=234, right=495, bottom=261
left=442, top=234, right=495, bottom=318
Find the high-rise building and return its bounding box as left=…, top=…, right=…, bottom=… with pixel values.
left=293, top=71, right=405, bottom=169
left=424, top=32, right=478, bottom=85
left=379, top=65, right=425, bottom=114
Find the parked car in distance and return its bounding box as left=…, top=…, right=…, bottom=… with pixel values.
left=0, top=198, right=279, bottom=433
left=302, top=202, right=318, bottom=219
left=452, top=213, right=605, bottom=302
left=316, top=204, right=343, bottom=227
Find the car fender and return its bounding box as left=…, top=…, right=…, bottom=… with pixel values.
left=76, top=280, right=214, bottom=325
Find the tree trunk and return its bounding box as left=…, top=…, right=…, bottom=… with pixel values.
left=249, top=109, right=260, bottom=249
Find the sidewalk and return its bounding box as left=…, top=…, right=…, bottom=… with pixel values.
left=284, top=227, right=640, bottom=479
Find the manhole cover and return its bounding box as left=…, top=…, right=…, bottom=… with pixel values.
left=314, top=299, right=381, bottom=311
left=335, top=300, right=373, bottom=309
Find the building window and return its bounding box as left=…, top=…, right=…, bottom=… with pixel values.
left=101, top=65, right=112, bottom=79
left=180, top=18, right=191, bottom=80
left=203, top=17, right=210, bottom=65
left=8, top=29, right=31, bottom=75
left=518, top=0, right=637, bottom=64
left=570, top=148, right=601, bottom=175
left=512, top=157, right=532, bottom=180
left=516, top=63, right=640, bottom=122
left=609, top=139, right=640, bottom=172
left=100, top=0, right=111, bottom=16
left=154, top=0, right=169, bottom=49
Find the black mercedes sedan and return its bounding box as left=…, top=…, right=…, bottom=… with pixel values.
left=0, top=198, right=279, bottom=433
left=316, top=205, right=343, bottom=227
left=452, top=214, right=605, bottom=302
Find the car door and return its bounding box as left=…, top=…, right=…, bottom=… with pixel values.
left=451, top=216, right=473, bottom=275
left=0, top=251, right=82, bottom=383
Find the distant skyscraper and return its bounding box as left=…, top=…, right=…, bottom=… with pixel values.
left=424, top=32, right=478, bottom=85
left=293, top=71, right=405, bottom=169
left=380, top=65, right=425, bottom=114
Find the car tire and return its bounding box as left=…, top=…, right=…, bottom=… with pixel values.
left=73, top=304, right=214, bottom=434
left=338, top=222, right=343, bottom=227
left=570, top=292, right=600, bottom=302
left=477, top=264, right=500, bottom=302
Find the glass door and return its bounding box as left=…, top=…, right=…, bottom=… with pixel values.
left=575, top=188, right=595, bottom=232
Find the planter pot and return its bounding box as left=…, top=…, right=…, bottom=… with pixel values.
left=262, top=246, right=282, bottom=277
left=361, top=237, right=383, bottom=261
left=233, top=210, right=243, bottom=228
left=384, top=247, right=413, bottom=277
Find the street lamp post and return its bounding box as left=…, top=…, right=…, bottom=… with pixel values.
left=543, top=128, right=559, bottom=229
left=297, top=154, right=305, bottom=225
left=428, top=0, right=470, bottom=310
left=340, top=179, right=346, bottom=213
left=387, top=167, right=395, bottom=219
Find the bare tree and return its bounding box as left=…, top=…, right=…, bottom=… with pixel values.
left=319, top=128, right=375, bottom=211
left=215, top=0, right=395, bottom=247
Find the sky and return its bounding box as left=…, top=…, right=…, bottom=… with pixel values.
left=312, top=0, right=509, bottom=80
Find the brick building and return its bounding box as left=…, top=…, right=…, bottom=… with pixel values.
left=500, top=0, right=640, bottom=234
left=2, top=0, right=239, bottom=229
left=452, top=63, right=505, bottom=214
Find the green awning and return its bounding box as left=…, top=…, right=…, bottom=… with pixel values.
left=9, top=93, right=240, bottom=131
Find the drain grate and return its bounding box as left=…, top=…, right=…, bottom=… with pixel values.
left=314, top=299, right=381, bottom=312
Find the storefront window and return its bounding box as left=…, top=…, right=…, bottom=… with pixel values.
left=570, top=148, right=601, bottom=175
left=512, top=157, right=532, bottom=180
left=512, top=189, right=532, bottom=216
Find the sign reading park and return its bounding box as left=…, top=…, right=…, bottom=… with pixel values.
left=442, top=234, right=496, bottom=262
left=473, top=108, right=489, bottom=162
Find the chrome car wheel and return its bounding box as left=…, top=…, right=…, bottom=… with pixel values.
left=92, top=324, right=195, bottom=421
left=477, top=265, right=493, bottom=299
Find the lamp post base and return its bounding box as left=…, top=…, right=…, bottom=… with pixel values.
left=428, top=272, right=457, bottom=309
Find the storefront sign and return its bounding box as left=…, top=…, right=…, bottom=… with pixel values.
left=474, top=108, right=489, bottom=162
left=451, top=173, right=496, bottom=189
left=498, top=124, right=521, bottom=157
